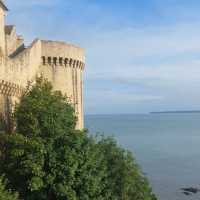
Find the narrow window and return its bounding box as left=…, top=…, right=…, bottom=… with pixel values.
left=48, top=57, right=51, bottom=64
left=76, top=61, right=79, bottom=68
left=59, top=57, right=63, bottom=65
left=42, top=56, right=46, bottom=65
left=53, top=57, right=57, bottom=65
left=64, top=58, right=69, bottom=65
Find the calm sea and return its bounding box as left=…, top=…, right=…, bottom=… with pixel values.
left=85, top=113, right=200, bottom=200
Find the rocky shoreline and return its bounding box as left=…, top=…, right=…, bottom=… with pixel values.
left=181, top=187, right=200, bottom=196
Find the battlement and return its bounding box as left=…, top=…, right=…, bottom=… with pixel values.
left=41, top=56, right=85, bottom=70
left=41, top=40, right=85, bottom=62
left=0, top=3, right=85, bottom=130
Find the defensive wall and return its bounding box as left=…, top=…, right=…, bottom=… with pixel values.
left=0, top=1, right=85, bottom=129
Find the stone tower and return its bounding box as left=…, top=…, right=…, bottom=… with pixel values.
left=0, top=1, right=7, bottom=56
left=0, top=1, right=85, bottom=130
left=40, top=41, right=85, bottom=129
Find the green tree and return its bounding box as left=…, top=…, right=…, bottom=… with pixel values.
left=98, top=137, right=157, bottom=200
left=0, top=176, right=18, bottom=200
left=15, top=77, right=76, bottom=137
left=0, top=77, right=157, bottom=200
left=0, top=78, right=107, bottom=200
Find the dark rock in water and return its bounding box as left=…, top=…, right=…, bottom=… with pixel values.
left=181, top=187, right=200, bottom=195
left=183, top=191, right=191, bottom=196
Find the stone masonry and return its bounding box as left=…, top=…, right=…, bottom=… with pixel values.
left=0, top=1, right=85, bottom=129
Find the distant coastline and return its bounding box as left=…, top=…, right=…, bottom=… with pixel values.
left=150, top=110, right=200, bottom=114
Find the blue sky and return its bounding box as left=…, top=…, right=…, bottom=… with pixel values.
left=5, top=0, right=200, bottom=114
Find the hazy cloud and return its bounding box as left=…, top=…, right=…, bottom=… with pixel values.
left=5, top=0, right=200, bottom=114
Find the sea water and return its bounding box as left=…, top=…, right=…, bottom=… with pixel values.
left=85, top=113, right=200, bottom=200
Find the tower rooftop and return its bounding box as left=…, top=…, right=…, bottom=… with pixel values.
left=0, top=0, right=8, bottom=11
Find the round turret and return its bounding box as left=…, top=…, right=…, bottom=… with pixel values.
left=39, top=40, right=85, bottom=129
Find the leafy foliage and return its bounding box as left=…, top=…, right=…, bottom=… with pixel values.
left=0, top=77, right=157, bottom=200
left=15, top=77, right=77, bottom=137
left=98, top=137, right=158, bottom=200
left=0, top=176, right=18, bottom=200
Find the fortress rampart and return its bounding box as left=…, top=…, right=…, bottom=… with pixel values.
left=0, top=1, right=85, bottom=130
left=40, top=41, right=85, bottom=129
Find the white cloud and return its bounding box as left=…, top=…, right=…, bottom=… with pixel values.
left=5, top=0, right=200, bottom=113
left=84, top=22, right=200, bottom=83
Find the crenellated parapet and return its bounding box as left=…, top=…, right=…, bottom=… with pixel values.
left=0, top=38, right=85, bottom=130
left=0, top=1, right=85, bottom=130
left=41, top=56, right=85, bottom=70
left=39, top=40, right=85, bottom=129
left=40, top=40, right=85, bottom=67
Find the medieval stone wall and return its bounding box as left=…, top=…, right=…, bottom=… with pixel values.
left=0, top=3, right=85, bottom=130
left=0, top=7, right=5, bottom=55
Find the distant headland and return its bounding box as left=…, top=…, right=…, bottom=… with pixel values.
left=150, top=110, right=200, bottom=114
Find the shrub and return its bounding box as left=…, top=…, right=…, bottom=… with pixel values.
left=0, top=176, right=18, bottom=200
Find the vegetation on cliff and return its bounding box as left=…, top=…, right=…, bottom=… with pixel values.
left=0, top=78, right=157, bottom=200
left=0, top=176, right=18, bottom=200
